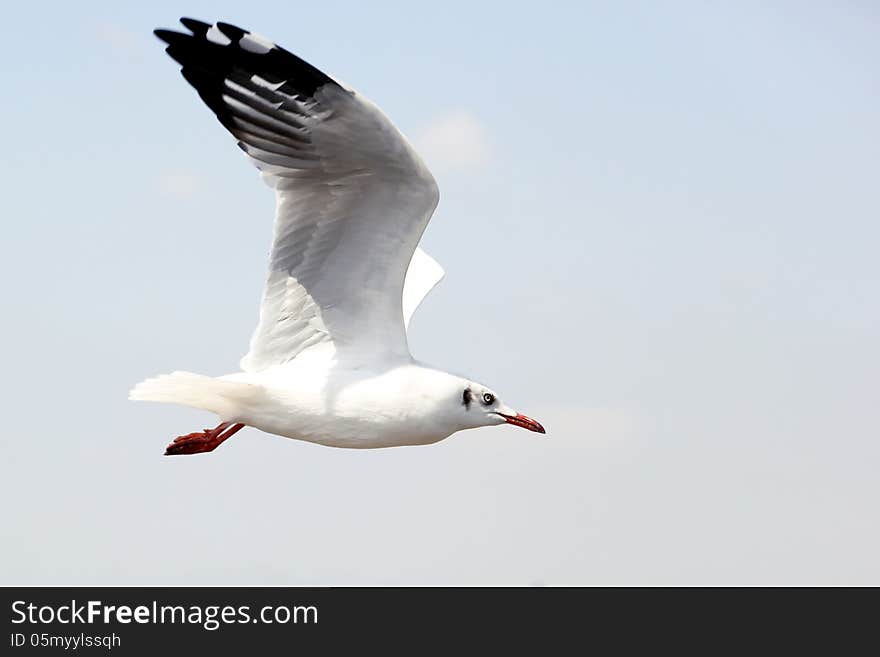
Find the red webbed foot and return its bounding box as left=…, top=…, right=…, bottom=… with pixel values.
left=164, top=422, right=245, bottom=456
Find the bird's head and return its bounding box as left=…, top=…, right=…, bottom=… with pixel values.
left=455, top=381, right=546, bottom=434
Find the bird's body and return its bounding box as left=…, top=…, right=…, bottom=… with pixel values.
left=131, top=18, right=544, bottom=453
left=228, top=356, right=477, bottom=449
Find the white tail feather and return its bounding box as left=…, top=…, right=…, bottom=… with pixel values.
left=129, top=371, right=259, bottom=419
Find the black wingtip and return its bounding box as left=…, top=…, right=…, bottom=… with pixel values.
left=153, top=28, right=178, bottom=45
left=215, top=21, right=247, bottom=42
left=153, top=16, right=340, bottom=127
left=180, top=17, right=210, bottom=36
left=153, top=18, right=209, bottom=44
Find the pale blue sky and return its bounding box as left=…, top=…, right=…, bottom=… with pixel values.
left=1, top=1, right=878, bottom=584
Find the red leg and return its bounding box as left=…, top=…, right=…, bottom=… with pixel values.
left=164, top=422, right=245, bottom=456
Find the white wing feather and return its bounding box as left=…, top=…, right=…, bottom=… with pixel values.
left=239, top=85, right=439, bottom=371
left=155, top=20, right=440, bottom=372
left=402, top=248, right=445, bottom=330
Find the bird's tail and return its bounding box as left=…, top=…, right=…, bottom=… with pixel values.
left=128, top=371, right=259, bottom=419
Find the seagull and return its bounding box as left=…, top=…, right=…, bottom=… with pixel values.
left=130, top=18, right=545, bottom=454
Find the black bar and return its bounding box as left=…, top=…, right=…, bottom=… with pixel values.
left=1, top=587, right=873, bottom=653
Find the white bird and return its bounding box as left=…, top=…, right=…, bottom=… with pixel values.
left=130, top=18, right=545, bottom=454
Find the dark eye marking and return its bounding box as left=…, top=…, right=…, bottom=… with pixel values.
left=482, top=393, right=495, bottom=405
left=462, top=388, right=472, bottom=409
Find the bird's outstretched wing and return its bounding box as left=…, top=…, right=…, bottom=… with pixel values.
left=155, top=19, right=440, bottom=371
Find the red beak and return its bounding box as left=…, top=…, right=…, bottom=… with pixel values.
left=497, top=412, right=546, bottom=434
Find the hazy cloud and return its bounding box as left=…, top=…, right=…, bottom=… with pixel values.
left=533, top=403, right=641, bottom=447
left=94, top=23, right=143, bottom=55
left=414, top=111, right=490, bottom=174
left=157, top=170, right=203, bottom=199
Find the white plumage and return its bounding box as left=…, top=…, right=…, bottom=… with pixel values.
left=131, top=19, right=544, bottom=453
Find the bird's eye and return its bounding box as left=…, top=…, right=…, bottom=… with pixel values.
left=482, top=393, right=495, bottom=405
